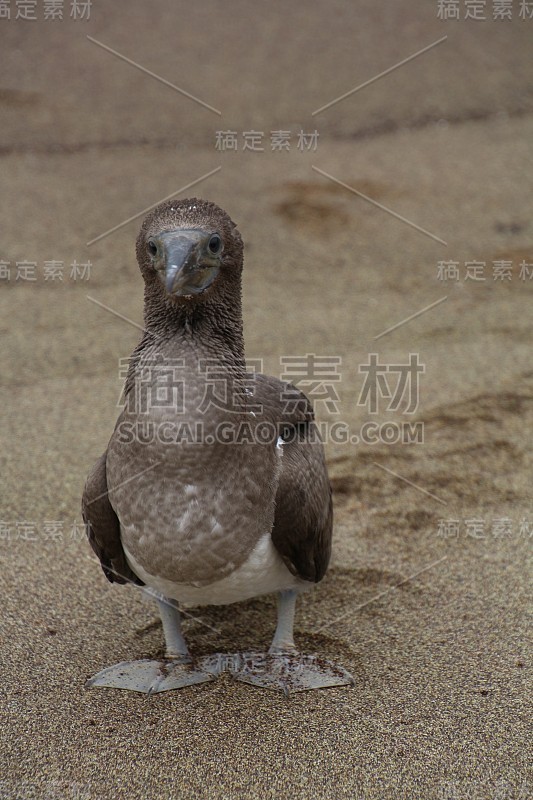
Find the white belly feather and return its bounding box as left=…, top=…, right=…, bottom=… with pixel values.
left=123, top=532, right=309, bottom=607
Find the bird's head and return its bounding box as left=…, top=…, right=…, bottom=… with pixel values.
left=136, top=198, right=243, bottom=305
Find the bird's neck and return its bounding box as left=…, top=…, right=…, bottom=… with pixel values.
left=123, top=289, right=248, bottom=420
left=141, top=287, right=246, bottom=370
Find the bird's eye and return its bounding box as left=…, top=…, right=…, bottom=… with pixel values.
left=208, top=234, right=223, bottom=255
left=147, top=240, right=158, bottom=257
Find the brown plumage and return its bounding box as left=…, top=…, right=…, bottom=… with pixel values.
left=82, top=198, right=349, bottom=695
left=82, top=197, right=332, bottom=592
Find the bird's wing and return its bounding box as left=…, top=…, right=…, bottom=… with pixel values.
left=82, top=451, right=144, bottom=586
left=254, top=374, right=333, bottom=583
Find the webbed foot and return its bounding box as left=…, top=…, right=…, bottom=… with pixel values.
left=234, top=651, right=354, bottom=694
left=198, top=651, right=354, bottom=695
left=86, top=657, right=214, bottom=694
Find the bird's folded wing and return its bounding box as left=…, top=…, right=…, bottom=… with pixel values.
left=82, top=451, right=144, bottom=586
left=253, top=372, right=315, bottom=429
left=254, top=374, right=333, bottom=584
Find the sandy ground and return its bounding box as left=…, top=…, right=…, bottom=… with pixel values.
left=0, top=2, right=531, bottom=799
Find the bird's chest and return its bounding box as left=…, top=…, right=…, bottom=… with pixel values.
left=106, top=415, right=280, bottom=586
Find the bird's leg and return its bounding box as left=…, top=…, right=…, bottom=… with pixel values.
left=157, top=596, right=189, bottom=657
left=230, top=589, right=355, bottom=695
left=269, top=590, right=298, bottom=654
left=85, top=591, right=214, bottom=694
left=196, top=591, right=300, bottom=680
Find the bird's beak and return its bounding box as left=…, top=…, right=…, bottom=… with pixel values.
left=153, top=229, right=221, bottom=297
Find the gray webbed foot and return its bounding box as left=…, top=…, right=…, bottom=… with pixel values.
left=218, top=589, right=354, bottom=694
left=232, top=651, right=354, bottom=695
left=86, top=656, right=214, bottom=694
left=85, top=593, right=214, bottom=693
left=196, top=650, right=354, bottom=694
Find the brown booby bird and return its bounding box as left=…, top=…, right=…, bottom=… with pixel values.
left=82, top=198, right=353, bottom=693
